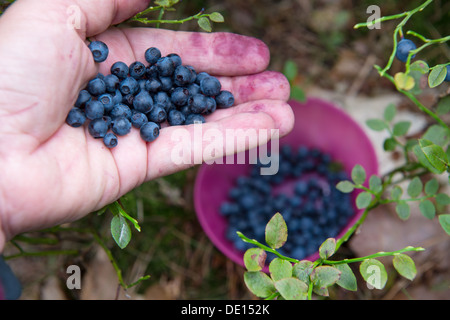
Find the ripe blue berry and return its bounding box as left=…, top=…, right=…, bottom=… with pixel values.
left=173, top=65, right=192, bottom=86
left=85, top=100, right=104, bottom=120
left=112, top=116, right=132, bottom=136
left=133, top=90, right=153, bottom=113
left=171, top=87, right=190, bottom=106
left=145, top=78, right=162, bottom=92
left=110, top=103, right=132, bottom=120
left=75, top=89, right=91, bottom=108
left=396, top=38, right=416, bottom=63
left=66, top=107, right=86, bottom=127
left=88, top=41, right=109, bottom=63
left=145, top=47, right=161, bottom=65
left=111, top=61, right=129, bottom=80
left=185, top=113, right=205, bottom=125
left=167, top=53, right=182, bottom=68
left=445, top=65, right=450, bottom=82
left=156, top=56, right=175, bottom=77
left=131, top=112, right=148, bottom=129
left=97, top=93, right=114, bottom=113
left=103, top=74, right=120, bottom=93
left=103, top=132, right=118, bottom=148
left=168, top=109, right=186, bottom=126
left=215, top=90, right=235, bottom=108
left=140, top=122, right=160, bottom=142
left=200, top=76, right=221, bottom=96
left=119, top=77, right=139, bottom=95
left=129, top=61, right=146, bottom=79
left=88, top=117, right=109, bottom=138
left=148, top=105, right=167, bottom=123
left=87, top=77, right=106, bottom=96
left=190, top=94, right=207, bottom=114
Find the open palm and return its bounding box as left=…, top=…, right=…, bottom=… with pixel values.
left=0, top=0, right=293, bottom=250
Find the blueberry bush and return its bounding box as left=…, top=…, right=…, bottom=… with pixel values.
left=238, top=0, right=450, bottom=300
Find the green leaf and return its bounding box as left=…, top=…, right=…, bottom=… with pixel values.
left=391, top=185, right=403, bottom=200
left=424, top=178, right=439, bottom=196
left=310, top=266, right=341, bottom=290
left=436, top=96, right=450, bottom=115
left=335, top=263, right=357, bottom=291
left=243, top=248, right=267, bottom=272
left=393, top=121, right=411, bottom=136
left=359, top=259, right=387, bottom=290
left=369, top=175, right=383, bottom=193
left=209, top=12, right=224, bottom=22
left=336, top=180, right=355, bottom=193
left=428, top=64, right=447, bottom=88
left=244, top=271, right=276, bottom=298
left=290, top=85, right=306, bottom=102
left=419, top=200, right=436, bottom=220
left=383, top=137, right=398, bottom=151
left=438, top=214, right=450, bottom=235
left=410, top=60, right=429, bottom=74
left=351, top=164, right=366, bottom=185
left=418, top=139, right=449, bottom=173
left=283, top=59, right=298, bottom=83
left=393, top=254, right=417, bottom=280
left=436, top=193, right=450, bottom=206
left=423, top=124, right=450, bottom=147
left=356, top=191, right=372, bottom=209
left=383, top=103, right=396, bottom=122
left=407, top=177, right=423, bottom=198
left=269, top=258, right=292, bottom=281
left=396, top=202, right=410, bottom=220
left=292, top=260, right=313, bottom=284
left=265, top=213, right=288, bottom=249
left=197, top=17, right=212, bottom=32
left=394, top=72, right=415, bottom=90
left=319, top=238, right=336, bottom=260
left=366, top=119, right=387, bottom=132
left=274, top=278, right=308, bottom=300
left=413, top=144, right=443, bottom=174
left=111, top=214, right=131, bottom=249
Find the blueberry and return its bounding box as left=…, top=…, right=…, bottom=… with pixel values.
left=75, top=89, right=91, bottom=108
left=187, top=83, right=201, bottom=96
left=159, top=76, right=173, bottom=91
left=145, top=78, right=162, bottom=93
left=88, top=117, right=109, bottom=138
left=112, top=89, right=123, bottom=105
left=145, top=47, right=162, bottom=65
left=133, top=90, right=154, bottom=113
left=66, top=107, right=86, bottom=127
left=185, top=113, right=205, bottom=125
left=153, top=91, right=171, bottom=109
left=112, top=116, right=132, bottom=136
left=103, top=74, right=120, bottom=93
left=148, top=105, right=167, bottom=123
left=395, top=38, right=416, bottom=63
left=88, top=41, right=109, bottom=63
left=171, top=87, right=190, bottom=106
left=146, top=64, right=159, bottom=79
left=119, top=77, right=139, bottom=95
left=87, top=77, right=106, bottom=96
left=445, top=65, right=450, bottom=82
left=110, top=103, right=132, bottom=120
left=195, top=72, right=210, bottom=85
left=156, top=56, right=175, bottom=77
left=173, top=65, right=192, bottom=87
left=103, top=132, right=118, bottom=148
left=129, top=61, right=146, bottom=79
left=131, top=111, right=148, bottom=129
left=167, top=53, right=182, bottom=68
left=121, top=93, right=135, bottom=107
left=110, top=61, right=129, bottom=80
left=204, top=96, right=217, bottom=114
left=98, top=93, right=114, bottom=113
left=140, top=122, right=160, bottom=142
left=200, top=76, right=221, bottom=96
left=167, top=109, right=186, bottom=126
left=85, top=100, right=104, bottom=120
left=215, top=90, right=235, bottom=108
left=190, top=94, right=207, bottom=114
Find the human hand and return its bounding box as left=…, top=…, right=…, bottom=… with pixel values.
left=0, top=0, right=294, bottom=251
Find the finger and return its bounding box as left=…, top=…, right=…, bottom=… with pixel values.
left=95, top=28, right=270, bottom=76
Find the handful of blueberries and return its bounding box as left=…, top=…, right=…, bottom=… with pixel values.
left=66, top=41, right=235, bottom=148
left=220, top=145, right=355, bottom=261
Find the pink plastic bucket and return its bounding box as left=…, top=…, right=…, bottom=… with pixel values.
left=194, top=97, right=378, bottom=268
